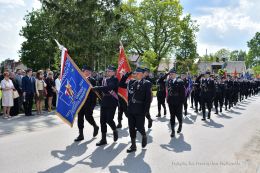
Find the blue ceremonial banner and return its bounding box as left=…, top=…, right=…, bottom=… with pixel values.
left=56, top=55, right=91, bottom=127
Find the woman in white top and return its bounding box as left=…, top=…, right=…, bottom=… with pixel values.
left=1, top=72, right=15, bottom=119
left=55, top=74, right=61, bottom=107
left=35, top=70, right=47, bottom=115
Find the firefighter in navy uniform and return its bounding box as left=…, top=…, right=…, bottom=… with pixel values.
left=166, top=68, right=185, bottom=138
left=233, top=76, right=240, bottom=106
left=116, top=96, right=128, bottom=128
left=119, top=67, right=152, bottom=153
left=156, top=73, right=167, bottom=117
left=143, top=68, right=153, bottom=128
left=224, top=75, right=234, bottom=110
left=181, top=73, right=189, bottom=116
left=214, top=77, right=225, bottom=114
left=92, top=65, right=119, bottom=146
left=200, top=72, right=216, bottom=121
left=74, top=65, right=99, bottom=142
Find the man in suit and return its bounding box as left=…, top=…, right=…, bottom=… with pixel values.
left=22, top=69, right=35, bottom=116
left=74, top=65, right=99, bottom=142
left=166, top=68, right=185, bottom=137
left=92, top=65, right=119, bottom=146
left=15, top=69, right=24, bottom=112
left=119, top=67, right=152, bottom=153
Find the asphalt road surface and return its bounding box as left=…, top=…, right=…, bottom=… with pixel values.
left=0, top=95, right=260, bottom=173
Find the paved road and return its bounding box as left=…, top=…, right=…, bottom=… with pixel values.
left=0, top=95, right=260, bottom=173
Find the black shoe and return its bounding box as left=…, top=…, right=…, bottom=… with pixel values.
left=113, top=130, right=118, bottom=142
left=116, top=122, right=122, bottom=129
left=74, top=135, right=84, bottom=142
left=194, top=109, right=198, bottom=113
left=177, top=126, right=182, bottom=134
left=96, top=139, right=107, bottom=146
left=127, top=138, right=137, bottom=153
left=184, top=110, right=187, bottom=116
left=142, top=135, right=147, bottom=148
left=190, top=105, right=193, bottom=108
left=201, top=118, right=206, bottom=121
left=156, top=114, right=161, bottom=117
left=93, top=125, right=99, bottom=137
left=148, top=119, right=153, bottom=129
left=74, top=129, right=84, bottom=142
left=96, top=133, right=107, bottom=146
left=127, top=145, right=137, bottom=153
left=208, top=112, right=211, bottom=119
left=171, top=131, right=175, bottom=138
left=214, top=112, right=218, bottom=114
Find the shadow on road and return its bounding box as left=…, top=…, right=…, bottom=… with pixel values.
left=109, top=149, right=151, bottom=173
left=78, top=143, right=128, bottom=169
left=51, top=138, right=95, bottom=161
left=160, top=134, right=191, bottom=153
left=41, top=143, right=128, bottom=173
left=203, top=119, right=224, bottom=128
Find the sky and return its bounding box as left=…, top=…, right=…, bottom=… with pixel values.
left=0, top=0, right=259, bottom=62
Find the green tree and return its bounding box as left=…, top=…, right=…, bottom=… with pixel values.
left=176, top=58, right=198, bottom=75
left=122, top=0, right=184, bottom=73
left=175, top=14, right=199, bottom=60
left=252, top=65, right=260, bottom=76
left=19, top=10, right=58, bottom=70
left=214, top=48, right=230, bottom=62
left=247, top=32, right=260, bottom=67
left=230, top=50, right=246, bottom=61
left=20, top=0, right=125, bottom=71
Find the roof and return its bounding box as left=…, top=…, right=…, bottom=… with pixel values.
left=158, top=59, right=175, bottom=72
left=198, top=61, right=246, bottom=73
left=128, top=55, right=140, bottom=62
left=225, top=61, right=246, bottom=73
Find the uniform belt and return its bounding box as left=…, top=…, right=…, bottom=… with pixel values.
left=131, top=98, right=144, bottom=104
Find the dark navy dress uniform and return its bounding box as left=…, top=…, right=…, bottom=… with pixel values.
left=224, top=78, right=234, bottom=110
left=156, top=74, right=167, bottom=117
left=166, top=70, right=185, bottom=137
left=214, top=79, right=225, bottom=114
left=75, top=73, right=99, bottom=142
left=93, top=66, right=119, bottom=146
left=117, top=95, right=128, bottom=128
left=143, top=68, right=153, bottom=128
left=119, top=68, right=152, bottom=153
left=200, top=77, right=215, bottom=120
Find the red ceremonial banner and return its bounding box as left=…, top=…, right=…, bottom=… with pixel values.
left=116, top=45, right=131, bottom=103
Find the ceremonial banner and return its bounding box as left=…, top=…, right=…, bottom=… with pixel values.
left=233, top=68, right=238, bottom=77
left=116, top=44, right=131, bottom=103
left=56, top=55, right=91, bottom=127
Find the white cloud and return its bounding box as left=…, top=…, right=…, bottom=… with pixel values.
left=0, top=0, right=25, bottom=7
left=32, top=0, right=41, bottom=9
left=193, top=0, right=260, bottom=55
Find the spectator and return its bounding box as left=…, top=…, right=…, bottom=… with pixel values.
left=45, top=71, right=56, bottom=112
left=10, top=72, right=20, bottom=116
left=1, top=72, right=14, bottom=119
left=15, top=69, right=24, bottom=112
left=55, top=73, right=61, bottom=107
left=22, top=69, right=36, bottom=116
left=35, top=70, right=47, bottom=115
